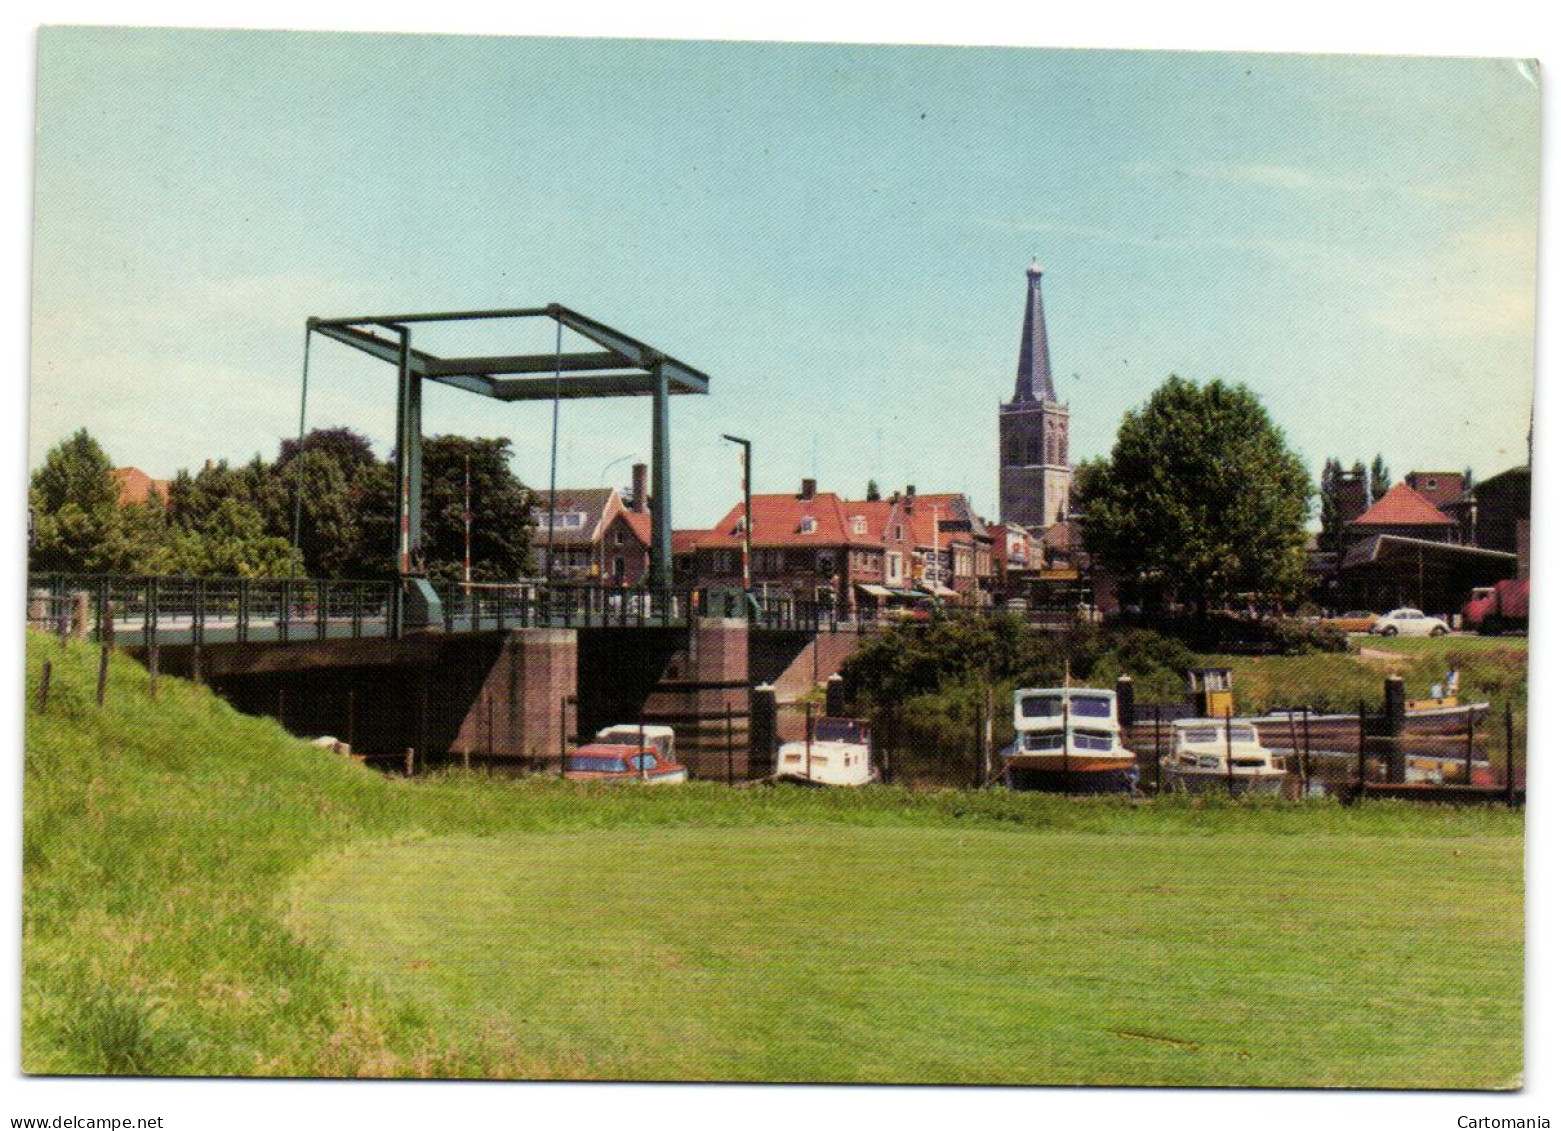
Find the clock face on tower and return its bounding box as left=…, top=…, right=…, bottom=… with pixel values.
left=999, top=262, right=1071, bottom=532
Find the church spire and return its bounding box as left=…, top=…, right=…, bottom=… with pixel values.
left=1013, top=258, right=1057, bottom=404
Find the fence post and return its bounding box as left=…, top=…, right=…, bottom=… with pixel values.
left=1464, top=705, right=1475, bottom=786
left=347, top=688, right=357, bottom=754
left=191, top=643, right=203, bottom=686
left=725, top=703, right=735, bottom=787
left=1153, top=703, right=1162, bottom=794
left=72, top=591, right=90, bottom=641
left=94, top=639, right=109, bottom=702
left=36, top=660, right=52, bottom=713
left=148, top=639, right=160, bottom=701
left=1224, top=707, right=1236, bottom=799
left=1302, top=706, right=1311, bottom=792
left=1505, top=701, right=1516, bottom=806
left=404, top=747, right=415, bottom=776
left=1356, top=698, right=1368, bottom=799
left=559, top=695, right=570, bottom=779
left=825, top=673, right=846, bottom=718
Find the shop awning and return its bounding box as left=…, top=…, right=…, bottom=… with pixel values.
left=856, top=583, right=894, bottom=598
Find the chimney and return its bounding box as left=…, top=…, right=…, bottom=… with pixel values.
left=800, top=478, right=817, bottom=500
left=630, top=463, right=648, bottom=514
left=906, top=484, right=916, bottom=497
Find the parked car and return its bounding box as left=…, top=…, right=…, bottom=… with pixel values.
left=1320, top=610, right=1379, bottom=633
left=1370, top=608, right=1450, bottom=637
left=1463, top=579, right=1528, bottom=635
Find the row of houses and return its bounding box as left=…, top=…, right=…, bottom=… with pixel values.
left=538, top=465, right=1086, bottom=613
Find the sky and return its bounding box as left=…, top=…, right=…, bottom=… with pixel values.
left=28, top=30, right=1541, bottom=528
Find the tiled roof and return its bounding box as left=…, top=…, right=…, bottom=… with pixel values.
left=622, top=511, right=651, bottom=546
left=903, top=493, right=978, bottom=548
left=112, top=467, right=171, bottom=507
left=1349, top=483, right=1456, bottom=528
left=699, top=491, right=880, bottom=549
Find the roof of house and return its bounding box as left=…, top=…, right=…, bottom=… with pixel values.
left=621, top=511, right=651, bottom=546
left=111, top=467, right=171, bottom=507
left=699, top=491, right=881, bottom=550
left=902, top=492, right=984, bottom=548
left=672, top=529, right=704, bottom=554
left=1348, top=482, right=1456, bottom=528
left=537, top=487, right=621, bottom=546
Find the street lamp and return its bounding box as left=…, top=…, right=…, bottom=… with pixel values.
left=722, top=434, right=753, bottom=592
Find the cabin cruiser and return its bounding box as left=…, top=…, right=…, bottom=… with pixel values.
left=565, top=724, right=688, bottom=784
left=1002, top=687, right=1138, bottom=794
left=775, top=717, right=878, bottom=787
left=1162, top=718, right=1288, bottom=796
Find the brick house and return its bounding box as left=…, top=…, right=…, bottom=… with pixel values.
left=897, top=488, right=996, bottom=604
left=535, top=464, right=652, bottom=583
left=692, top=479, right=886, bottom=611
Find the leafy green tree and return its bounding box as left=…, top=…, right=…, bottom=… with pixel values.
left=270, top=428, right=381, bottom=579
left=417, top=436, right=535, bottom=582
left=864, top=479, right=881, bottom=502
left=165, top=497, right=297, bottom=577
left=28, top=429, right=159, bottom=573
left=1077, top=375, right=1313, bottom=615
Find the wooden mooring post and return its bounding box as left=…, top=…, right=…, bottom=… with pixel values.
left=1153, top=703, right=1162, bottom=794
left=1464, top=705, right=1476, bottom=786
left=1356, top=699, right=1368, bottom=797
left=147, top=640, right=160, bottom=701
left=725, top=703, right=735, bottom=786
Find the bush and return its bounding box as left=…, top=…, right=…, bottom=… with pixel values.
left=1269, top=617, right=1348, bottom=655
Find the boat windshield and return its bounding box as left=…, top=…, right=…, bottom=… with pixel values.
left=1070, top=697, right=1114, bottom=719
left=1019, top=695, right=1063, bottom=718
left=1024, top=731, right=1065, bottom=751
left=567, top=755, right=630, bottom=773
left=814, top=718, right=868, bottom=744
left=1179, top=723, right=1257, bottom=745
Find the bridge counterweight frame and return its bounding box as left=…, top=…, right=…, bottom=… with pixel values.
left=303, top=305, right=710, bottom=635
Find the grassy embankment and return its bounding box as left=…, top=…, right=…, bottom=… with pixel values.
left=24, top=632, right=1524, bottom=1086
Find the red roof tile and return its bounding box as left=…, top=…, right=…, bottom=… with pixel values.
left=1349, top=482, right=1456, bottom=528
left=699, top=491, right=880, bottom=549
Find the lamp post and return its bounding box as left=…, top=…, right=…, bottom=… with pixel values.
left=722, top=434, right=753, bottom=592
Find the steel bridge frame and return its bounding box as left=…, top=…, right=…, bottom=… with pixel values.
left=305, top=305, right=709, bottom=635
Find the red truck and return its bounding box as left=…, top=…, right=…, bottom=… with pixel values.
left=1462, top=579, right=1529, bottom=635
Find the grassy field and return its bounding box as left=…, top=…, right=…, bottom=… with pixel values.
left=23, top=632, right=1526, bottom=1086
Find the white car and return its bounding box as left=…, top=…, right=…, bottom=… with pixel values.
left=1370, top=608, right=1450, bottom=637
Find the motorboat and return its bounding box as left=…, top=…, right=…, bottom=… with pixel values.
left=1161, top=718, right=1288, bottom=796
left=775, top=717, right=878, bottom=787
left=565, top=723, right=688, bottom=783
left=1002, top=686, right=1138, bottom=794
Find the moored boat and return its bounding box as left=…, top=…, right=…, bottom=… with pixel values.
left=1161, top=717, right=1288, bottom=795
left=1002, top=686, right=1138, bottom=794
left=775, top=717, right=878, bottom=787
left=565, top=723, right=689, bottom=783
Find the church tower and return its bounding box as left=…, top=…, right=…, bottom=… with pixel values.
left=998, top=260, right=1071, bottom=531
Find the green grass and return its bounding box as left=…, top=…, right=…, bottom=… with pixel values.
left=23, top=631, right=1526, bottom=1085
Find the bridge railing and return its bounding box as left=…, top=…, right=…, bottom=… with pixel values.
left=28, top=574, right=919, bottom=643
left=26, top=574, right=398, bottom=647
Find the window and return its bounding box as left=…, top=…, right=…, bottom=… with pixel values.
left=887, top=552, right=902, bottom=581
left=539, top=510, right=587, bottom=532
left=1020, top=695, right=1063, bottom=718
left=613, top=556, right=626, bottom=582
left=735, top=516, right=747, bottom=533
left=1074, top=729, right=1114, bottom=752
left=894, top=524, right=904, bottom=542
left=630, top=753, right=658, bottom=771
left=851, top=515, right=867, bottom=536
left=798, top=516, right=817, bottom=535
left=1024, top=731, right=1065, bottom=751
left=816, top=550, right=834, bottom=574
left=1426, top=478, right=1439, bottom=490
left=1025, top=437, right=1040, bottom=464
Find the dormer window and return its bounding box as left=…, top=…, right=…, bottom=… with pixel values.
left=734, top=516, right=747, bottom=534
left=799, top=516, right=817, bottom=535
left=850, top=516, right=867, bottom=536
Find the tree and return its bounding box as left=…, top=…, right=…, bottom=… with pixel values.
left=417, top=436, right=535, bottom=582
left=165, top=497, right=297, bottom=578
left=1077, top=375, right=1313, bottom=615
left=28, top=429, right=159, bottom=573
left=271, top=428, right=381, bottom=579
left=1369, top=453, right=1392, bottom=504
left=864, top=479, right=881, bottom=502
left=1318, top=457, right=1344, bottom=555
